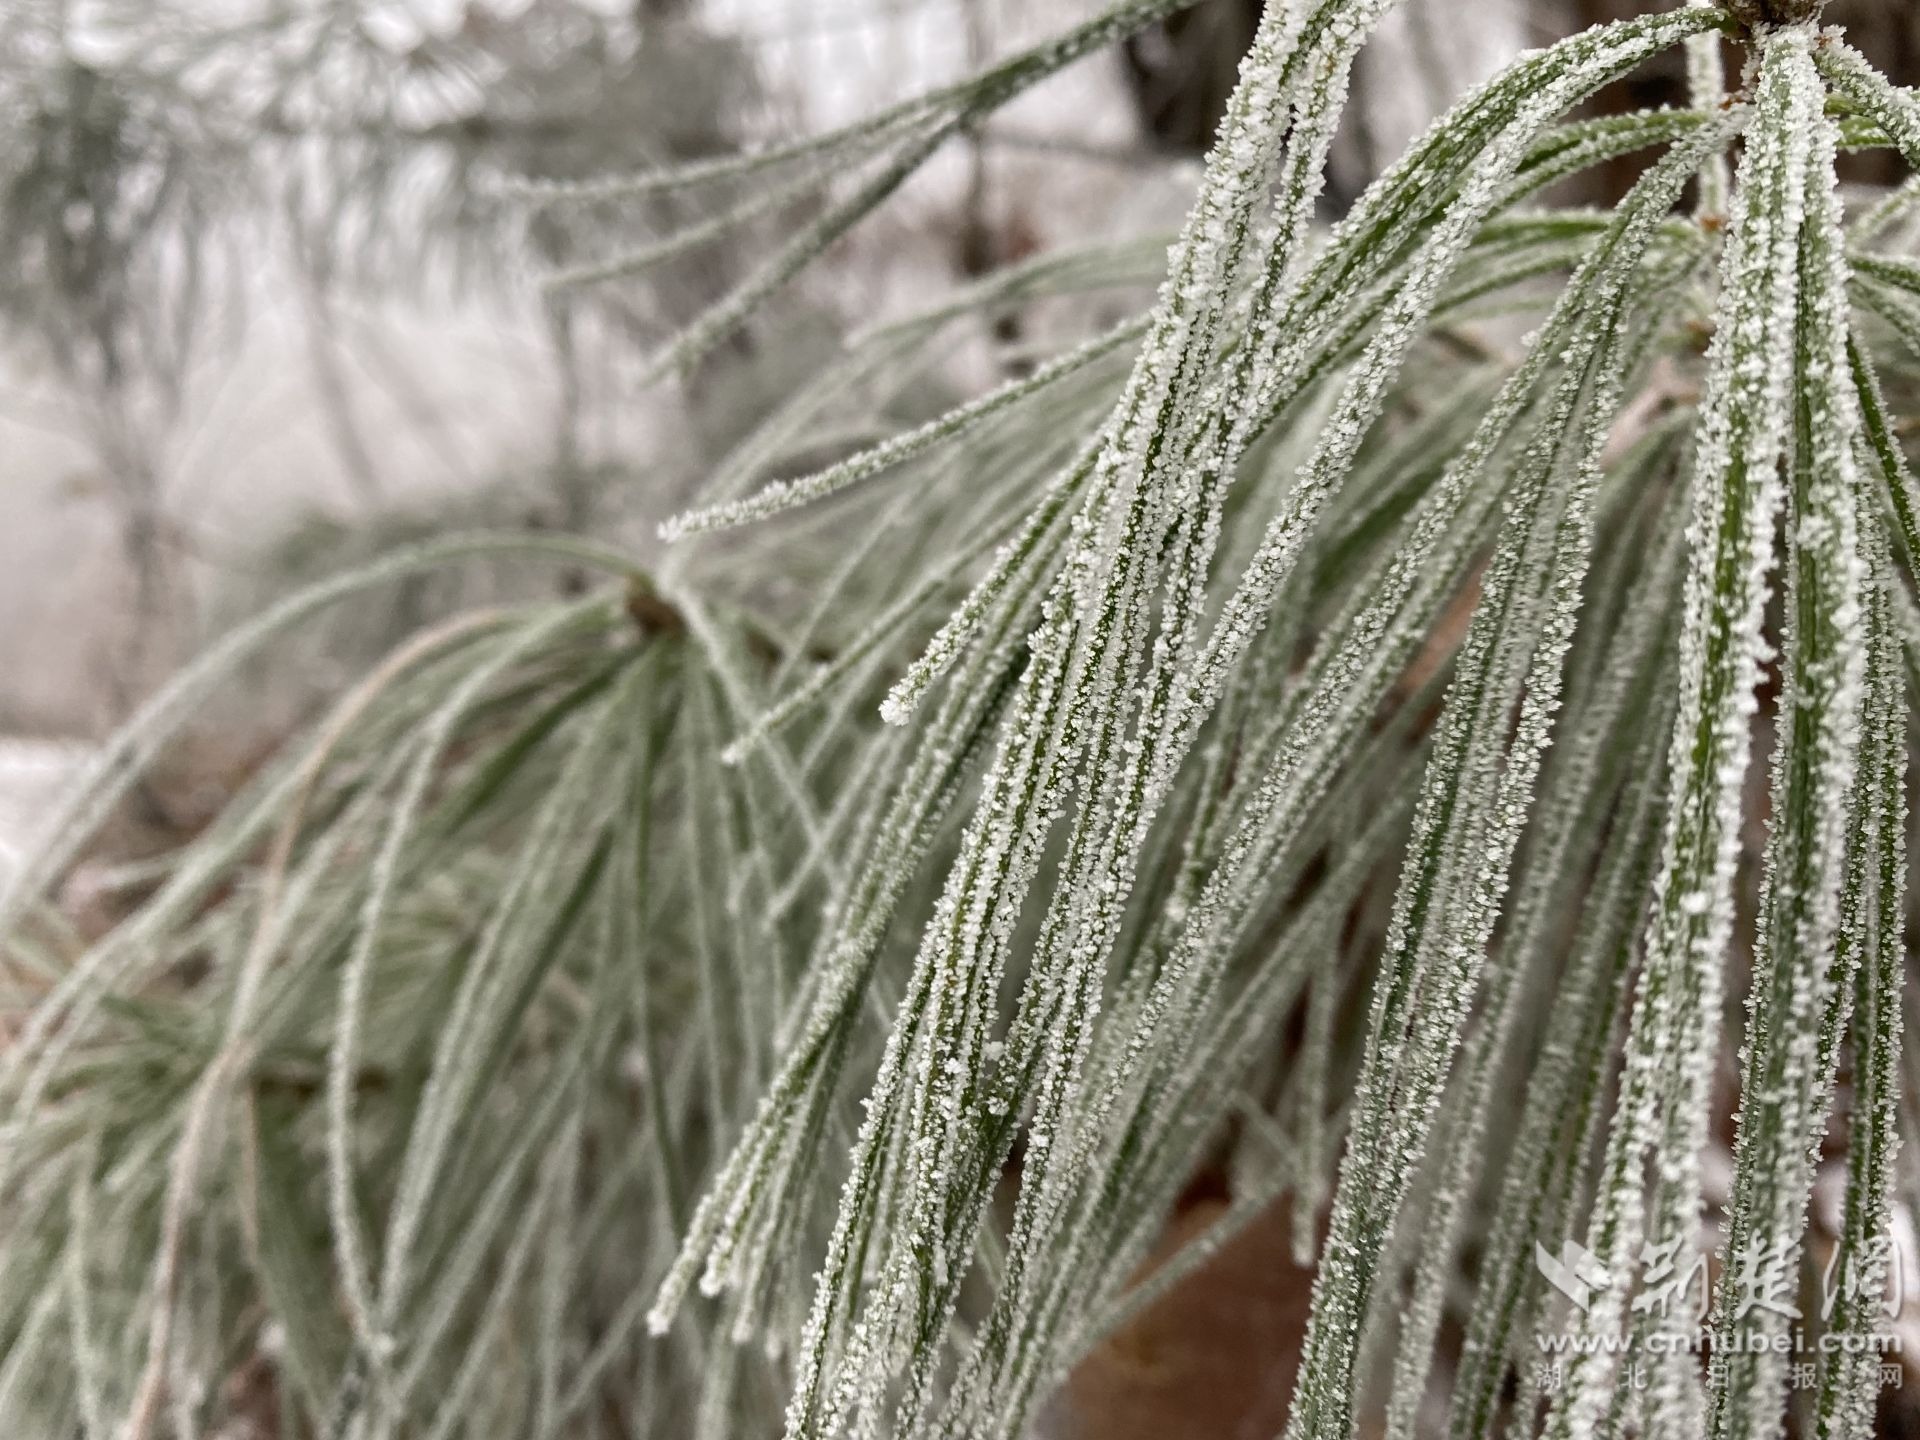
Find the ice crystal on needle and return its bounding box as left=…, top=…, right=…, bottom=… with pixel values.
left=1548, top=27, right=1819, bottom=1440
left=1706, top=74, right=1867, bottom=1440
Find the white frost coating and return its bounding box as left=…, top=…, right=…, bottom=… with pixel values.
left=1285, top=110, right=1729, bottom=1440
left=615, top=8, right=1909, bottom=1440
left=937, top=20, right=1731, bottom=1440
left=1816, top=35, right=1920, bottom=177
left=1684, top=0, right=1731, bottom=216
left=326, top=604, right=600, bottom=1362
left=371, top=659, right=635, bottom=1353
left=1180, top=13, right=1717, bottom=727
left=1812, top=557, right=1905, bottom=1440
left=507, top=0, right=1197, bottom=381
left=772, top=6, right=1345, bottom=1432
left=1384, top=445, right=1690, bottom=1440
left=929, top=30, right=1383, bottom=1436
left=896, top=32, right=1388, bottom=1429
left=1546, top=30, right=1822, bottom=1440
left=1707, top=78, right=1868, bottom=1440
left=660, top=317, right=1146, bottom=542
left=645, top=571, right=1043, bottom=1336
left=874, top=83, right=1704, bottom=737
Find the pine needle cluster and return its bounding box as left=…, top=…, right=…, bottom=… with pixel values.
left=5, top=4, right=1920, bottom=1438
